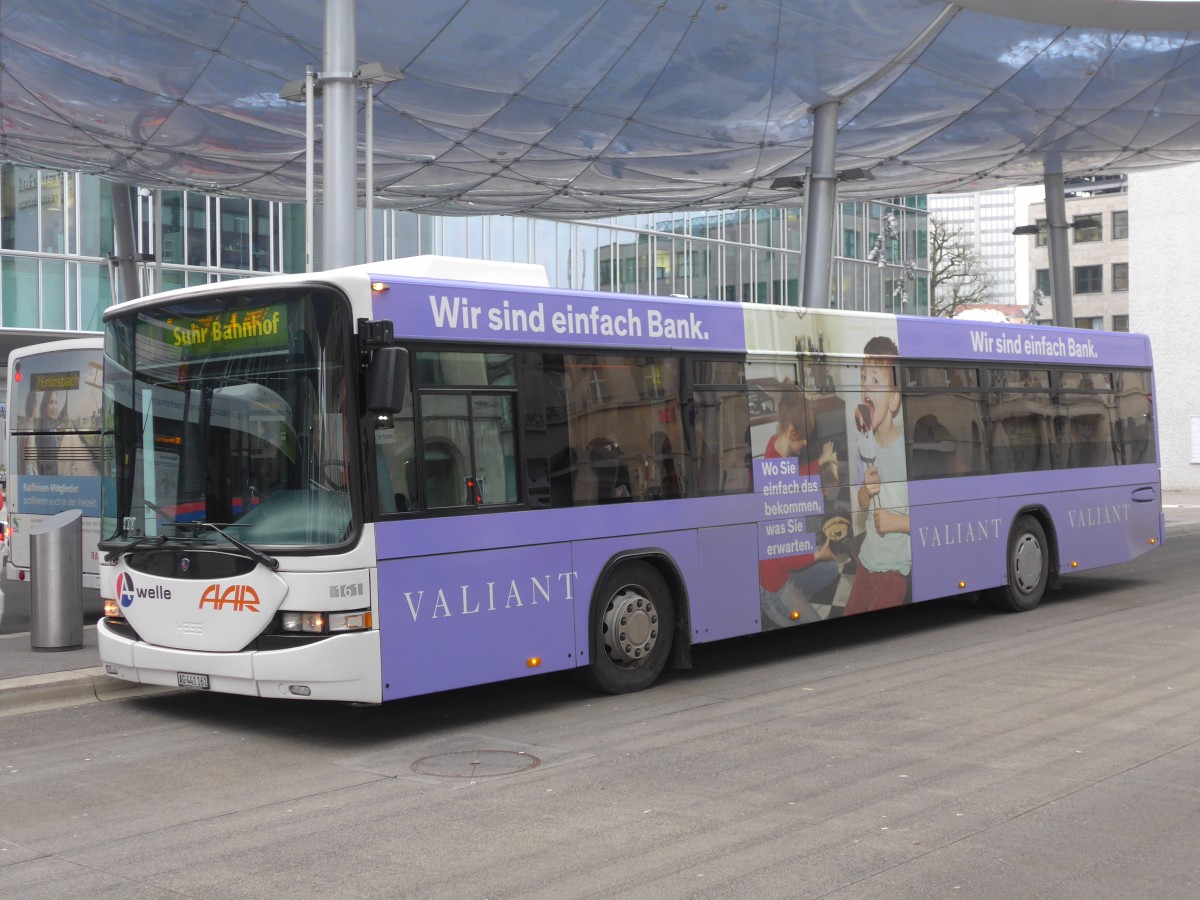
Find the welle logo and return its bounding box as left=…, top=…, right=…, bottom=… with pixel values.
left=116, top=572, right=172, bottom=608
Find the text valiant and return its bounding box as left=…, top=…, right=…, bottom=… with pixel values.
left=1068, top=504, right=1130, bottom=528
left=402, top=571, right=579, bottom=622
left=918, top=517, right=1003, bottom=548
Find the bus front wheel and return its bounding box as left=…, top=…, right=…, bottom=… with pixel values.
left=580, top=561, right=674, bottom=694
left=987, top=515, right=1050, bottom=612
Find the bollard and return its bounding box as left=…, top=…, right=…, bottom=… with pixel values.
left=30, top=508, right=84, bottom=652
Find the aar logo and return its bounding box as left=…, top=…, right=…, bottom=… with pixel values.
left=117, top=572, right=137, bottom=608
left=198, top=583, right=261, bottom=612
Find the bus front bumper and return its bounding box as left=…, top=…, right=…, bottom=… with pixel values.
left=97, top=619, right=383, bottom=704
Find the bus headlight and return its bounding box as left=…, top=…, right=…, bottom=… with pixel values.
left=279, top=610, right=372, bottom=634
left=281, top=612, right=326, bottom=633
left=103, top=598, right=124, bottom=619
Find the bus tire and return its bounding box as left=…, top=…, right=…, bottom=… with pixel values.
left=580, top=560, right=674, bottom=694
left=987, top=515, right=1050, bottom=612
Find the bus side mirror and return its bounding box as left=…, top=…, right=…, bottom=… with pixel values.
left=366, top=346, right=409, bottom=413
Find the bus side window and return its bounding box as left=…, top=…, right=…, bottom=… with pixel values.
left=988, top=369, right=1054, bottom=474
left=1058, top=371, right=1117, bottom=469
left=902, top=388, right=979, bottom=480
left=372, top=351, right=417, bottom=516
left=416, top=392, right=518, bottom=509
left=470, top=393, right=518, bottom=505
left=690, top=387, right=751, bottom=496
left=403, top=350, right=521, bottom=511
left=1117, top=370, right=1156, bottom=465
left=373, top=408, right=415, bottom=514
left=556, top=353, right=684, bottom=506
left=421, top=394, right=472, bottom=508
left=902, top=366, right=985, bottom=480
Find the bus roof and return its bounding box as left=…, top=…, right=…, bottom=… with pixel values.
left=7, top=336, right=104, bottom=366
left=103, top=256, right=549, bottom=322
left=103, top=256, right=1154, bottom=370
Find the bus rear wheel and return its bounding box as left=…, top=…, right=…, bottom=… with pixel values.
left=987, top=515, right=1049, bottom=612
left=581, top=561, right=674, bottom=694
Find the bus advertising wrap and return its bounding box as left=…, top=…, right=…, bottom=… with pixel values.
left=895, top=316, right=1152, bottom=367
left=372, top=277, right=747, bottom=352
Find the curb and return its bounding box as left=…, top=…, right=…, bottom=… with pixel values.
left=1165, top=520, right=1200, bottom=539
left=0, top=667, right=173, bottom=718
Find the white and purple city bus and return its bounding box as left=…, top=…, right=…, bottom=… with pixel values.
left=97, top=256, right=1161, bottom=702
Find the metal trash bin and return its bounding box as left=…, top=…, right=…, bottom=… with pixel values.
left=30, top=508, right=84, bottom=652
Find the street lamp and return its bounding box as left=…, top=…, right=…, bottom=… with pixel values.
left=281, top=67, right=319, bottom=272
left=769, top=167, right=875, bottom=192
left=357, top=62, right=404, bottom=262
left=281, top=61, right=403, bottom=269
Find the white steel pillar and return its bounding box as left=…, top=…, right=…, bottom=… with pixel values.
left=108, top=182, right=142, bottom=303
left=800, top=101, right=839, bottom=308
left=1044, top=170, right=1073, bottom=327
left=322, top=0, right=358, bottom=270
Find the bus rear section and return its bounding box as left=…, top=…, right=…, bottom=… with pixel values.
left=892, top=317, right=1161, bottom=613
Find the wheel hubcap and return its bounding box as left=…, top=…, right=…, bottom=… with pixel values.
left=601, top=586, right=659, bottom=667
left=1013, top=533, right=1043, bottom=593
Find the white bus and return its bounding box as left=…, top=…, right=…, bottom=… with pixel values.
left=6, top=337, right=105, bottom=588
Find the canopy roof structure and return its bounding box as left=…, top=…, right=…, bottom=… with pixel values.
left=3, top=0, right=1200, bottom=218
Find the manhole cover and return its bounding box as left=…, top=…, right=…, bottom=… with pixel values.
left=411, top=750, right=541, bottom=778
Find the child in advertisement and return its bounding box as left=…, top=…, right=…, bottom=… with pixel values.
left=845, top=335, right=911, bottom=614
left=759, top=388, right=841, bottom=627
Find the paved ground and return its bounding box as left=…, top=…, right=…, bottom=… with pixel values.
left=2, top=491, right=1198, bottom=718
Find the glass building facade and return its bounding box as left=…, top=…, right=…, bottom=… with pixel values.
left=0, top=163, right=931, bottom=335
left=389, top=197, right=929, bottom=315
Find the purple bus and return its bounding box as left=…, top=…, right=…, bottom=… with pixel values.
left=97, top=257, right=1161, bottom=702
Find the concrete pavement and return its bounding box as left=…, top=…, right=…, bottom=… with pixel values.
left=3, top=491, right=1199, bottom=717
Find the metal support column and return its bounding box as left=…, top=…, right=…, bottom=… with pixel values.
left=1044, top=170, right=1073, bottom=327
left=365, top=83, right=375, bottom=263
left=800, top=101, right=839, bottom=309
left=322, top=0, right=358, bottom=270
left=151, top=188, right=163, bottom=294
left=108, top=182, right=142, bottom=303
left=305, top=65, right=316, bottom=273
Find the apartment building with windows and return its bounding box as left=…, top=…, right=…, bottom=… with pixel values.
left=1023, top=176, right=1130, bottom=332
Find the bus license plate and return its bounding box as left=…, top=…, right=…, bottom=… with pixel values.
left=177, top=672, right=210, bottom=690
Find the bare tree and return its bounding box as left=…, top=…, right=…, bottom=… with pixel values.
left=928, top=215, right=992, bottom=317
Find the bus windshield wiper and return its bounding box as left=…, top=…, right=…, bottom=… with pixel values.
left=104, top=533, right=168, bottom=563
left=187, top=521, right=280, bottom=571
left=116, top=501, right=279, bottom=570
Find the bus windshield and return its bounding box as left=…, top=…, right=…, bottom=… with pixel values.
left=101, top=287, right=355, bottom=550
